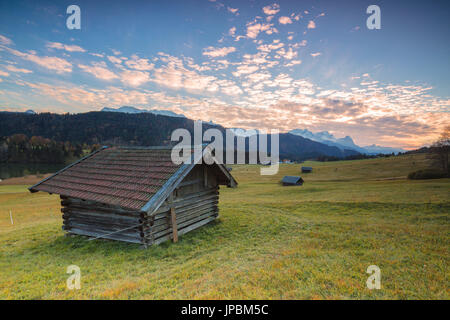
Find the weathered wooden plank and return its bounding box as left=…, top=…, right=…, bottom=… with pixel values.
left=152, top=216, right=217, bottom=245
left=169, top=193, right=178, bottom=243
left=68, top=228, right=143, bottom=244
left=63, top=209, right=142, bottom=224
left=152, top=199, right=218, bottom=227
left=151, top=210, right=217, bottom=240
left=64, top=219, right=142, bottom=234
left=152, top=187, right=218, bottom=215
left=151, top=204, right=218, bottom=233
left=61, top=201, right=144, bottom=217
left=153, top=193, right=218, bottom=219
left=170, top=207, right=178, bottom=243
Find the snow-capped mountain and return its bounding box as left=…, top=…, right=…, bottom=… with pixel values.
left=229, top=128, right=260, bottom=137
left=101, top=106, right=186, bottom=118
left=289, top=129, right=404, bottom=155
left=361, top=144, right=405, bottom=155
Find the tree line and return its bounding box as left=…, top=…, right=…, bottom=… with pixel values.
left=0, top=134, right=96, bottom=164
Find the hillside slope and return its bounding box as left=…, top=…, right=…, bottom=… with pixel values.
left=0, top=111, right=358, bottom=160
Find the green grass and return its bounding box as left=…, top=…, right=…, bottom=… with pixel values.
left=0, top=153, right=448, bottom=299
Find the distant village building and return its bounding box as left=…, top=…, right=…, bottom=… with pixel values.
left=281, top=176, right=304, bottom=186
left=29, top=146, right=237, bottom=247
left=301, top=166, right=313, bottom=173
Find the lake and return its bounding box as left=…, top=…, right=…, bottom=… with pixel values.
left=0, top=163, right=66, bottom=180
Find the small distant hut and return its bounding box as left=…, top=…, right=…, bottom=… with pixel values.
left=281, top=176, right=304, bottom=186
left=301, top=166, right=313, bottom=173
left=29, top=146, right=237, bottom=247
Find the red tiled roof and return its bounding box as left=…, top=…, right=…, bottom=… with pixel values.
left=30, top=147, right=182, bottom=211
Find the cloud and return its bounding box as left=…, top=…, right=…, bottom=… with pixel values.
left=46, top=42, right=86, bottom=52
left=90, top=53, right=104, bottom=58
left=307, top=20, right=316, bottom=29
left=203, top=46, right=236, bottom=57
left=124, top=55, right=154, bottom=71
left=78, top=62, right=118, bottom=80
left=151, top=53, right=220, bottom=93
left=232, top=65, right=259, bottom=77
left=5, top=65, right=33, bottom=73
left=278, top=16, right=293, bottom=24
left=227, top=7, right=239, bottom=15
left=257, top=40, right=284, bottom=53
left=107, top=55, right=122, bottom=65
left=0, top=19, right=447, bottom=150
left=285, top=60, right=302, bottom=67
left=121, top=70, right=150, bottom=87
left=277, top=47, right=297, bottom=60
left=263, top=4, right=280, bottom=15
left=5, top=47, right=72, bottom=73
left=0, top=34, right=13, bottom=45
left=246, top=21, right=277, bottom=38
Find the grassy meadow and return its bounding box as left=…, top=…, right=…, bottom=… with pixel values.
left=0, top=153, right=448, bottom=299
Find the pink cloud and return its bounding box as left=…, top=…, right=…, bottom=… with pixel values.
left=46, top=42, right=86, bottom=53
left=278, top=16, right=293, bottom=24
left=121, top=70, right=150, bottom=87
left=227, top=7, right=239, bottom=15
left=0, top=34, right=13, bottom=45
left=262, top=4, right=280, bottom=15
left=246, top=21, right=277, bottom=38
left=307, top=20, right=316, bottom=29
left=5, top=65, right=33, bottom=73
left=203, top=46, right=236, bottom=57
left=5, top=47, right=72, bottom=73
left=78, top=62, right=117, bottom=80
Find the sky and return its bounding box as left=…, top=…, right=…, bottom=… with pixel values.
left=0, top=0, right=449, bottom=149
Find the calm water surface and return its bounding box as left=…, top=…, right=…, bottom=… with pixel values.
left=0, top=163, right=66, bottom=180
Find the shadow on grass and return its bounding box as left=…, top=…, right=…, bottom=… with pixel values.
left=28, top=219, right=226, bottom=260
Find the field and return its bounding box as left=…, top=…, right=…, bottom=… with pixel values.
left=0, top=153, right=448, bottom=299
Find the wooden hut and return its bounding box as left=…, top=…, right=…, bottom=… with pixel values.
left=29, top=146, right=237, bottom=247
left=301, top=166, right=313, bottom=173
left=281, top=176, right=304, bottom=186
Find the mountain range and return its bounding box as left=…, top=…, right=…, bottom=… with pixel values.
left=289, top=129, right=404, bottom=155
left=101, top=106, right=186, bottom=118
left=0, top=109, right=359, bottom=161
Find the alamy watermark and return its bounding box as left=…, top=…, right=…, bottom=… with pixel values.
left=366, top=5, right=381, bottom=30
left=366, top=265, right=381, bottom=290
left=66, top=264, right=81, bottom=290
left=171, top=121, right=280, bottom=175
left=66, top=5, right=81, bottom=30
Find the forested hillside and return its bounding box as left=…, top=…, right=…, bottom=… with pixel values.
left=0, top=111, right=359, bottom=161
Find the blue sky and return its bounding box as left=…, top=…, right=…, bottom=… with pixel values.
left=0, top=0, right=449, bottom=149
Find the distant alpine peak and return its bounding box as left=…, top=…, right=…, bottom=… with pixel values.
left=229, top=128, right=260, bottom=137
left=289, top=128, right=404, bottom=155
left=101, top=106, right=186, bottom=118
left=25, top=109, right=36, bottom=114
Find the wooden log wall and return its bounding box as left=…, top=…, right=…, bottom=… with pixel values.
left=148, top=186, right=219, bottom=245
left=60, top=164, right=221, bottom=247
left=61, top=196, right=145, bottom=244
